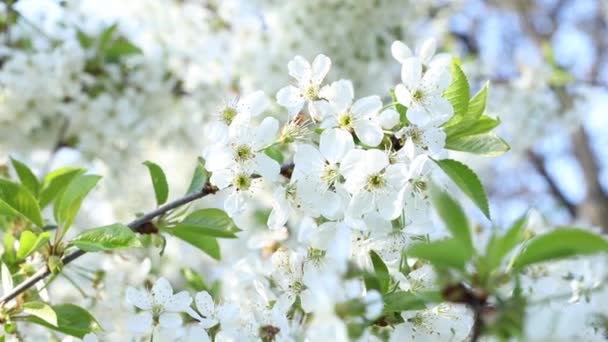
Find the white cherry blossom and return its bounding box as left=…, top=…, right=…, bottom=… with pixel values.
left=125, top=277, right=192, bottom=334
left=394, top=57, right=453, bottom=126
left=276, top=54, right=332, bottom=119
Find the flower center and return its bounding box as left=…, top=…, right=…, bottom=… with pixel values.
left=221, top=107, right=237, bottom=125
left=235, top=144, right=253, bottom=162
left=365, top=172, right=386, bottom=191
left=321, top=163, right=339, bottom=185
left=412, top=89, right=424, bottom=101
left=233, top=173, right=251, bottom=191
left=304, top=85, right=318, bottom=100
left=338, top=113, right=352, bottom=128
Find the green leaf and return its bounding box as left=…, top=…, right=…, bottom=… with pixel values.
left=97, top=23, right=118, bottom=53
left=444, top=116, right=500, bottom=141
left=370, top=250, right=390, bottom=294
left=23, top=301, right=57, bottom=326
left=430, top=186, right=472, bottom=252
left=485, top=214, right=528, bottom=270
left=76, top=30, right=93, bottom=49
left=442, top=59, right=470, bottom=127
left=25, top=304, right=101, bottom=338
left=445, top=133, right=510, bottom=156
left=17, top=231, right=51, bottom=259
left=143, top=161, right=169, bottom=206
left=408, top=239, right=471, bottom=270
left=433, top=159, right=490, bottom=219
left=173, top=229, right=220, bottom=260
left=382, top=290, right=439, bottom=313
left=10, top=157, right=40, bottom=196
left=105, top=38, right=142, bottom=61
left=186, top=158, right=209, bottom=195
left=181, top=267, right=208, bottom=292
left=0, top=179, right=43, bottom=227
left=53, top=174, right=101, bottom=232
left=512, top=228, right=608, bottom=270
left=465, top=82, right=488, bottom=120
left=173, top=208, right=241, bottom=239
left=69, top=223, right=141, bottom=252
left=264, top=145, right=284, bottom=164
left=39, top=167, right=86, bottom=209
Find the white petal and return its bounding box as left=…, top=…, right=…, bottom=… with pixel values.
left=406, top=107, right=430, bottom=126
left=309, top=100, right=331, bottom=121
left=186, top=325, right=211, bottom=342
left=323, top=79, right=354, bottom=112
left=159, top=312, right=182, bottom=329
left=320, top=128, right=354, bottom=163
left=225, top=191, right=246, bottom=217
left=309, top=222, right=337, bottom=250
left=418, top=38, right=437, bottom=65
left=294, top=144, right=325, bottom=174
left=311, top=54, right=331, bottom=85
left=127, top=312, right=153, bottom=333
left=353, top=118, right=383, bottom=147
left=377, top=191, right=404, bottom=220
left=401, top=58, right=422, bottom=88
left=391, top=40, right=413, bottom=63
left=422, top=128, right=446, bottom=154
left=164, top=291, right=193, bottom=312
left=239, top=90, right=267, bottom=117
left=254, top=153, right=280, bottom=182
left=268, top=188, right=290, bottom=229
left=351, top=95, right=382, bottom=119
left=195, top=291, right=215, bottom=317
left=339, top=149, right=366, bottom=180
left=429, top=97, right=454, bottom=116
left=126, top=287, right=152, bottom=310
left=348, top=191, right=374, bottom=217
left=254, top=117, right=279, bottom=148
left=82, top=333, right=98, bottom=342
left=318, top=190, right=343, bottom=220
left=152, top=277, right=173, bottom=306
left=276, top=86, right=304, bottom=115
left=394, top=84, right=412, bottom=107
left=288, top=56, right=311, bottom=82
left=379, top=109, right=400, bottom=129
left=364, top=150, right=390, bottom=174
left=209, top=168, right=233, bottom=190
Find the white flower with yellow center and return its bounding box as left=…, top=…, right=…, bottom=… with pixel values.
left=276, top=54, right=331, bottom=119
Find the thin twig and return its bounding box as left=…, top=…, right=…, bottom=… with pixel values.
left=527, top=151, right=576, bottom=217
left=0, top=184, right=214, bottom=306
left=0, top=163, right=295, bottom=306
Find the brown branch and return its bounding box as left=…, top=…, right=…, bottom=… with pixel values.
left=527, top=151, right=576, bottom=217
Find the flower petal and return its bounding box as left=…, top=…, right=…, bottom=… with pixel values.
left=254, top=153, right=280, bottom=182
left=294, top=144, right=325, bottom=174
left=164, top=291, right=193, bottom=312
left=239, top=90, right=267, bottom=117
left=379, top=109, right=399, bottom=129
left=288, top=56, right=311, bottom=83
left=195, top=291, right=215, bottom=317
left=353, top=118, right=383, bottom=147
left=320, top=128, right=354, bottom=164
left=126, top=287, right=152, bottom=310
left=127, top=312, right=153, bottom=333
left=254, top=117, right=279, bottom=148
left=391, top=40, right=413, bottom=63
left=152, top=277, right=173, bottom=306
left=159, top=312, right=182, bottom=329
left=276, top=86, right=304, bottom=115
left=351, top=95, right=382, bottom=119
left=394, top=84, right=412, bottom=107
left=418, top=38, right=437, bottom=65
left=406, top=106, right=430, bottom=126
left=401, top=57, right=422, bottom=88
left=311, top=54, right=331, bottom=85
